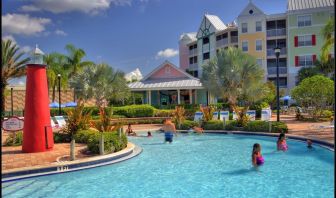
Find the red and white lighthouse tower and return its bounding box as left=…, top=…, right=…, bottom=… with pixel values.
left=22, top=45, right=54, bottom=153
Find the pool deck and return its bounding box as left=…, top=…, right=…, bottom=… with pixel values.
left=1, top=114, right=334, bottom=174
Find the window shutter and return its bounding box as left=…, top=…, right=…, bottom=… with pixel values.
left=312, top=54, right=316, bottom=62
left=312, top=35, right=316, bottom=45
left=295, top=56, right=299, bottom=66
left=294, top=36, right=298, bottom=47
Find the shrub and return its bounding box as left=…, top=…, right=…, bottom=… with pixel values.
left=87, top=132, right=127, bottom=154
left=50, top=108, right=69, bottom=116
left=244, top=121, right=269, bottom=132
left=178, top=120, right=200, bottom=130
left=112, top=105, right=155, bottom=117
left=224, top=120, right=238, bottom=130
left=321, top=110, right=333, bottom=119
left=203, top=120, right=224, bottom=130
left=74, top=129, right=98, bottom=143
left=271, top=121, right=288, bottom=133
left=250, top=102, right=269, bottom=118
left=4, top=131, right=23, bottom=146
left=54, top=132, right=71, bottom=143
left=154, top=109, right=174, bottom=117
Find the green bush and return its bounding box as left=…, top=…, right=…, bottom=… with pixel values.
left=54, top=132, right=71, bottom=143
left=203, top=120, right=224, bottom=130
left=154, top=109, right=174, bottom=117
left=271, top=121, right=288, bottom=133
left=4, top=131, right=23, bottom=146
left=112, top=105, right=155, bottom=117
left=74, top=129, right=98, bottom=143
left=224, top=120, right=238, bottom=130
left=250, top=102, right=269, bottom=118
left=321, top=110, right=333, bottom=119
left=50, top=108, right=69, bottom=116
left=244, top=120, right=269, bottom=132
left=178, top=120, right=200, bottom=130
left=87, top=132, right=128, bottom=154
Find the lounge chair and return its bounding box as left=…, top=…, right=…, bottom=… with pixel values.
left=54, top=116, right=67, bottom=128
left=310, top=120, right=334, bottom=133
left=219, top=111, right=229, bottom=121
left=246, top=110, right=256, bottom=121
left=212, top=112, right=219, bottom=120
left=50, top=117, right=59, bottom=129
left=194, top=112, right=203, bottom=122
left=261, top=109, right=271, bottom=121
left=232, top=112, right=238, bottom=120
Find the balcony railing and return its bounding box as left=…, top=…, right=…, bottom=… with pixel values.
left=266, top=28, right=286, bottom=37
left=267, top=48, right=287, bottom=56
left=189, top=63, right=198, bottom=70
left=267, top=67, right=287, bottom=75
left=231, top=36, right=238, bottom=43
left=216, top=38, right=228, bottom=47
left=267, top=62, right=287, bottom=68
left=189, top=48, right=197, bottom=56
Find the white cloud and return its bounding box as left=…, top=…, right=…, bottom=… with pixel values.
left=2, top=13, right=51, bottom=36
left=21, top=46, right=32, bottom=53
left=2, top=35, right=17, bottom=45
left=20, top=0, right=132, bottom=14
left=55, top=29, right=67, bottom=36
left=156, top=48, right=179, bottom=59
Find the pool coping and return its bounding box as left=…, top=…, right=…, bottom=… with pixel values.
left=178, top=130, right=335, bottom=151
left=1, top=142, right=142, bottom=183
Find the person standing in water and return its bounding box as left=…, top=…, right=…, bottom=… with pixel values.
left=162, top=118, right=177, bottom=143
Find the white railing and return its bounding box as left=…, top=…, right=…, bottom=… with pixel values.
left=267, top=67, right=287, bottom=75
left=266, top=28, right=286, bottom=37
left=267, top=48, right=287, bottom=56
left=189, top=63, right=198, bottom=70
left=189, top=48, right=197, bottom=56
left=216, top=38, right=228, bottom=47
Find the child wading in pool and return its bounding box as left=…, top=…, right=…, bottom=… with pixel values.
left=252, top=143, right=264, bottom=167
left=277, top=133, right=288, bottom=151
left=162, top=118, right=177, bottom=143
left=307, top=139, right=313, bottom=149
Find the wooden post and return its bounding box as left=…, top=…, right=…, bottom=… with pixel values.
left=189, top=89, right=193, bottom=104
left=177, top=89, right=181, bottom=104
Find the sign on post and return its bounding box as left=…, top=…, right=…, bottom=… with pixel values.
left=2, top=117, right=24, bottom=131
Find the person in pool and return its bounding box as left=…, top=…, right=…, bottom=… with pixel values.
left=147, top=131, right=152, bottom=137
left=162, top=118, right=177, bottom=143
left=252, top=143, right=264, bottom=167
left=277, top=133, right=288, bottom=151
left=126, top=124, right=136, bottom=136
left=307, top=139, right=313, bottom=149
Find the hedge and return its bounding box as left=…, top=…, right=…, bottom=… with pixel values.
left=3, top=131, right=23, bottom=146
left=203, top=120, right=224, bottom=130
left=154, top=109, right=174, bottom=117
left=87, top=132, right=127, bottom=154
left=113, top=105, right=155, bottom=118
left=177, top=120, right=200, bottom=130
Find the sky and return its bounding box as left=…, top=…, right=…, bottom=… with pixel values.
left=2, top=0, right=287, bottom=85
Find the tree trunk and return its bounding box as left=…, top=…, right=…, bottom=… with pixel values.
left=99, top=132, right=104, bottom=155
left=70, top=139, right=76, bottom=161
left=52, top=85, right=56, bottom=102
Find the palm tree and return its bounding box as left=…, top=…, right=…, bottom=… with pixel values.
left=321, top=16, right=334, bottom=62
left=314, top=56, right=335, bottom=77
left=64, top=44, right=93, bottom=77
left=44, top=53, right=70, bottom=102
left=201, top=47, right=267, bottom=126
left=1, top=39, right=30, bottom=117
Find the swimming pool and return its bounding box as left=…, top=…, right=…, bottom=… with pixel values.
left=2, top=133, right=334, bottom=198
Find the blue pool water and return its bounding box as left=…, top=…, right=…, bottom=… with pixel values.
left=2, top=133, right=334, bottom=198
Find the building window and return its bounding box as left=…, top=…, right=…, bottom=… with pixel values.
left=189, top=44, right=197, bottom=51
left=165, top=66, right=171, bottom=74
left=189, top=56, right=197, bottom=64
left=242, top=23, right=248, bottom=33
left=298, top=55, right=313, bottom=66
left=203, top=52, right=210, bottom=60
left=203, top=37, right=209, bottom=44
left=256, top=40, right=262, bottom=51
left=256, top=21, right=262, bottom=32
left=242, top=41, right=248, bottom=52
left=257, top=58, right=262, bottom=66
left=298, top=35, right=312, bottom=46
left=298, top=15, right=311, bottom=27
left=216, top=35, right=222, bottom=41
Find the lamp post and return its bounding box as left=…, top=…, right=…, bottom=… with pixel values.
left=57, top=74, right=61, bottom=115
left=274, top=47, right=281, bottom=122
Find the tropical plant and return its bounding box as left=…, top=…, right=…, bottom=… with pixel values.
left=200, top=105, right=215, bottom=122
left=321, top=16, right=334, bottom=62
left=173, top=106, right=185, bottom=129
left=44, top=52, right=69, bottom=102
left=1, top=39, right=30, bottom=117
left=64, top=100, right=92, bottom=160
left=297, top=66, right=321, bottom=83
left=291, top=75, right=334, bottom=120
left=314, top=56, right=335, bottom=77
left=201, top=47, right=267, bottom=126
left=64, top=44, right=93, bottom=77
left=70, top=63, right=130, bottom=108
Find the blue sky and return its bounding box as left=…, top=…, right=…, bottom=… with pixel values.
left=2, top=0, right=287, bottom=83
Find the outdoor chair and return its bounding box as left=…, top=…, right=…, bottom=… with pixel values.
left=194, top=112, right=203, bottom=122
left=50, top=117, right=59, bottom=129
left=309, top=120, right=334, bottom=133
left=219, top=111, right=229, bottom=122
left=212, top=112, right=219, bottom=120
left=54, top=116, right=67, bottom=128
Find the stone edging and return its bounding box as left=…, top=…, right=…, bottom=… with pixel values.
left=2, top=142, right=142, bottom=183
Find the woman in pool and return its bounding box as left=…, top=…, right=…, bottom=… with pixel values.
left=162, top=118, right=177, bottom=143
left=147, top=131, right=152, bottom=137
left=252, top=143, right=264, bottom=166
left=277, top=133, right=288, bottom=151
left=307, top=139, right=313, bottom=149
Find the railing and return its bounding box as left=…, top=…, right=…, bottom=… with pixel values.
left=267, top=67, right=287, bottom=75
left=216, top=38, right=228, bottom=47
left=267, top=62, right=287, bottom=68
left=231, top=36, right=238, bottom=43
left=189, top=63, right=198, bottom=70
left=267, top=48, right=287, bottom=56
left=266, top=28, right=286, bottom=37
left=189, top=48, right=197, bottom=56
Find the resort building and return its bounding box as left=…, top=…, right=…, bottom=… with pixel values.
left=179, top=0, right=334, bottom=94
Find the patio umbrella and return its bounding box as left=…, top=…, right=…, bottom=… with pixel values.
left=49, top=102, right=65, bottom=108
left=280, top=95, right=291, bottom=100
left=65, top=102, right=77, bottom=107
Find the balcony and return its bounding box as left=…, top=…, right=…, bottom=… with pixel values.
left=267, top=48, right=287, bottom=57
left=189, top=63, right=198, bottom=70
left=231, top=36, right=238, bottom=43
left=216, top=38, right=228, bottom=47
left=267, top=67, right=287, bottom=75
left=189, top=48, right=197, bottom=56
left=266, top=28, right=286, bottom=37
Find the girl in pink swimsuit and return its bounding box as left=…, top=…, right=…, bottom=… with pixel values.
left=252, top=143, right=264, bottom=166
left=277, top=133, right=288, bottom=151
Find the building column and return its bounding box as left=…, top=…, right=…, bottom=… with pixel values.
left=194, top=89, right=197, bottom=104
left=157, top=90, right=160, bottom=107
left=177, top=89, right=181, bottom=104
left=189, top=89, right=193, bottom=104
left=148, top=90, right=151, bottom=105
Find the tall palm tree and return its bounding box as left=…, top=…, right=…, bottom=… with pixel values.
left=64, top=44, right=93, bottom=78
left=201, top=47, right=267, bottom=126
left=321, top=16, right=334, bottom=62
left=1, top=39, right=30, bottom=117
left=44, top=53, right=70, bottom=102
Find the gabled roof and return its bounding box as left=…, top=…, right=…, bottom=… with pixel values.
left=205, top=14, right=227, bottom=31
left=196, top=14, right=226, bottom=38
left=141, top=60, right=198, bottom=81
left=287, top=0, right=334, bottom=12
left=238, top=1, right=265, bottom=17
